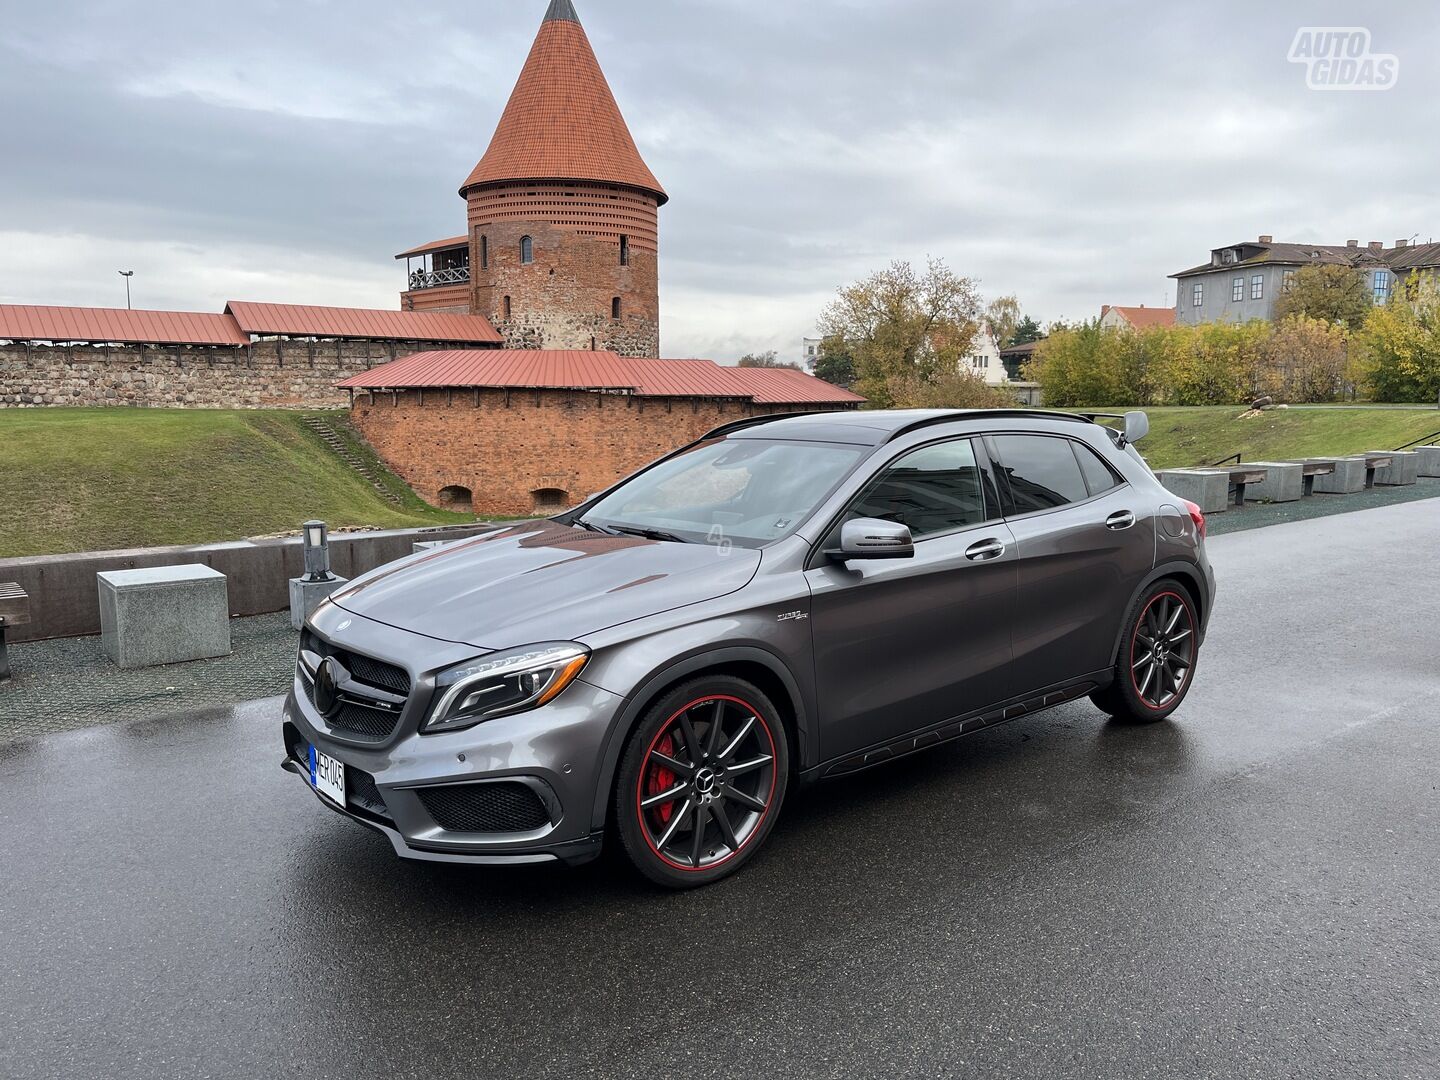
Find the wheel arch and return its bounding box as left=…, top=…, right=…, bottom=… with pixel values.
left=1106, top=559, right=1208, bottom=674
left=586, top=646, right=810, bottom=833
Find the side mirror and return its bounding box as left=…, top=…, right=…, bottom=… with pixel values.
left=1123, top=410, right=1149, bottom=445
left=835, top=517, right=914, bottom=560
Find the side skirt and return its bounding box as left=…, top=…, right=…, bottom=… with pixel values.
left=803, top=672, right=1108, bottom=782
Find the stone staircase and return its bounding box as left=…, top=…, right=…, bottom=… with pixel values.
left=301, top=414, right=403, bottom=506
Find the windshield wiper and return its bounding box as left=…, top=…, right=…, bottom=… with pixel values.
left=572, top=517, right=618, bottom=535
left=609, top=525, right=691, bottom=544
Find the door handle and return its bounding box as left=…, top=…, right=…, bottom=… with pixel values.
left=1105, top=510, right=1136, bottom=530
left=965, top=538, right=1006, bottom=561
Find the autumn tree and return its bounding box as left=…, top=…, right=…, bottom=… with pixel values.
left=984, top=295, right=1022, bottom=349
left=818, top=258, right=982, bottom=407
left=1272, top=265, right=1372, bottom=330
left=1352, top=277, right=1440, bottom=402
left=737, top=350, right=801, bottom=370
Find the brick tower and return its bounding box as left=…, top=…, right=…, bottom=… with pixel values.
left=462, top=0, right=666, bottom=357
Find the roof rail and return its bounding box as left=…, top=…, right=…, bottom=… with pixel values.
left=885, top=408, right=1094, bottom=442
left=698, top=411, right=824, bottom=441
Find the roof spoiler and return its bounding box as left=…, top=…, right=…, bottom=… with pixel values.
left=1080, top=411, right=1149, bottom=446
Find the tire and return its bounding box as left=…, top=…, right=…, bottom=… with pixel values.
left=614, top=675, right=789, bottom=888
left=1090, top=579, right=1200, bottom=724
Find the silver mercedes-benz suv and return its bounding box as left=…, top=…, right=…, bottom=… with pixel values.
left=282, top=408, right=1215, bottom=887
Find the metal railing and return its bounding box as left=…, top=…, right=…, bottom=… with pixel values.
left=1208, top=452, right=1242, bottom=467
left=1393, top=430, right=1440, bottom=451
left=407, top=266, right=470, bottom=291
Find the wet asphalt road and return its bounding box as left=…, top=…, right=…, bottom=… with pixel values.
left=2, top=499, right=1437, bottom=1080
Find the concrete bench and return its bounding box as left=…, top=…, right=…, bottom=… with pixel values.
left=1309, top=456, right=1368, bottom=494
left=1157, top=469, right=1230, bottom=514
left=97, top=565, right=231, bottom=669
left=1417, top=446, right=1440, bottom=478
left=1236, top=461, right=1301, bottom=503
left=1283, top=458, right=1337, bottom=496
left=1225, top=465, right=1270, bottom=507
left=1371, top=449, right=1419, bottom=486
left=0, top=581, right=30, bottom=681
left=1360, top=453, right=1392, bottom=489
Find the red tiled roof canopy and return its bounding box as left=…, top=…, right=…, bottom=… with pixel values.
left=337, top=349, right=864, bottom=405
left=224, top=302, right=501, bottom=344
left=0, top=303, right=249, bottom=346
left=460, top=2, right=665, bottom=203
left=394, top=235, right=469, bottom=260
left=1102, top=305, right=1176, bottom=330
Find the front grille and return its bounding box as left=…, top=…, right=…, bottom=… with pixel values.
left=416, top=782, right=552, bottom=834
left=301, top=630, right=411, bottom=695
left=346, top=768, right=391, bottom=821
left=322, top=699, right=401, bottom=741
left=299, top=630, right=410, bottom=744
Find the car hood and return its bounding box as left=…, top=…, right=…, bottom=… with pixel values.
left=330, top=520, right=759, bottom=650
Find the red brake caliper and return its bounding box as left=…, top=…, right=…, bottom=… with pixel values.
left=646, top=732, right=678, bottom=824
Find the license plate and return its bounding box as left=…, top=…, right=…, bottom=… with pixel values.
left=310, top=746, right=345, bottom=807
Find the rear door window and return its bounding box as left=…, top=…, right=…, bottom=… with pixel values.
left=992, top=435, right=1090, bottom=512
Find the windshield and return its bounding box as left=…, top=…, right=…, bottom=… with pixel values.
left=580, top=437, right=864, bottom=548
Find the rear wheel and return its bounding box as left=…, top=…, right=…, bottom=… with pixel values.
left=1090, top=580, right=1199, bottom=723
left=614, top=676, right=789, bottom=888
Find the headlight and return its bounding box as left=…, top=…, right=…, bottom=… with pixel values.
left=423, top=642, right=590, bottom=734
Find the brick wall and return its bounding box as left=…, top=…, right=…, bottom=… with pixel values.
left=350, top=389, right=829, bottom=516
left=0, top=338, right=469, bottom=408
left=467, top=180, right=661, bottom=357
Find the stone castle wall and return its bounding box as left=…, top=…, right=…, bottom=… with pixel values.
left=0, top=338, right=460, bottom=409
left=350, top=389, right=825, bottom=516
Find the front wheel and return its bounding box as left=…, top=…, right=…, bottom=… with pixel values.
left=1091, top=580, right=1199, bottom=723
left=614, top=676, right=789, bottom=888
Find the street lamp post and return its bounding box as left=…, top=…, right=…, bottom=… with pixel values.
left=118, top=270, right=134, bottom=310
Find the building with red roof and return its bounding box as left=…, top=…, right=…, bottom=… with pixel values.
left=1099, top=305, right=1176, bottom=331
left=339, top=349, right=862, bottom=515
left=397, top=0, right=667, bottom=359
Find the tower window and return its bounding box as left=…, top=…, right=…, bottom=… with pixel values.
left=503, top=296, right=512, bottom=319
left=619, top=235, right=629, bottom=266
left=611, top=297, right=621, bottom=320
left=520, top=236, right=533, bottom=264
left=480, top=235, right=488, bottom=269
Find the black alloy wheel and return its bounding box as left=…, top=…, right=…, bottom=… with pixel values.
left=615, top=676, right=789, bottom=887
left=1091, top=580, right=1199, bottom=723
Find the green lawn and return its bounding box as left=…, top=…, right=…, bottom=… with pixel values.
left=1083, top=405, right=1440, bottom=471
left=0, top=408, right=473, bottom=557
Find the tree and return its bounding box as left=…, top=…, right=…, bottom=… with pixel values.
left=818, top=258, right=982, bottom=407
left=984, top=295, right=1022, bottom=349
left=1272, top=265, right=1372, bottom=330
left=811, top=336, right=856, bottom=389
left=1010, top=315, right=1044, bottom=346
left=1265, top=315, right=1348, bottom=402
left=736, top=350, right=800, bottom=369
left=1352, top=277, right=1440, bottom=402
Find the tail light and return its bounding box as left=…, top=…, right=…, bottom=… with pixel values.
left=1181, top=498, right=1206, bottom=539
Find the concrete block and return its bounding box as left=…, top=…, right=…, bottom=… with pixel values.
left=1371, top=449, right=1419, bottom=486
left=97, top=565, right=230, bottom=669
left=1157, top=469, right=1230, bottom=514
left=1238, top=461, right=1302, bottom=502
left=1412, top=446, right=1440, bottom=478
left=289, top=575, right=349, bottom=631
left=412, top=540, right=445, bottom=554
left=1309, top=456, right=1366, bottom=493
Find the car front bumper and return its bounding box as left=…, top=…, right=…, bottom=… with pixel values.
left=280, top=669, right=620, bottom=867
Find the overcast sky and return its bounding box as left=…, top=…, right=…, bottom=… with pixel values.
left=2, top=0, right=1436, bottom=362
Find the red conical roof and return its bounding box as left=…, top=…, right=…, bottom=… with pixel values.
left=460, top=0, right=666, bottom=204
